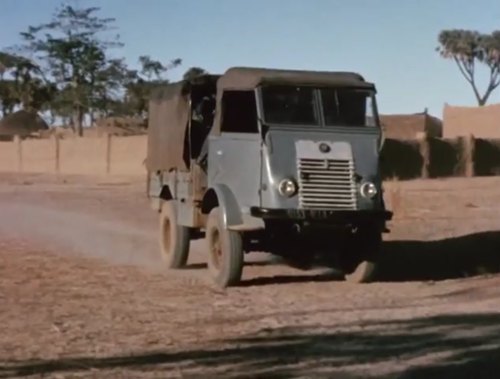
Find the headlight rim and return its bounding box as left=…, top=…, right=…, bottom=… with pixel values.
left=360, top=181, right=378, bottom=199
left=277, top=177, right=298, bottom=197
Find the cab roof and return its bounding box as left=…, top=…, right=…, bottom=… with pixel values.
left=217, top=67, right=376, bottom=91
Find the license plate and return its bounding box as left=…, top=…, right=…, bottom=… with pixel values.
left=287, top=209, right=334, bottom=219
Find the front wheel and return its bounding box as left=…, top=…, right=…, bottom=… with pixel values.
left=344, top=260, right=379, bottom=283
left=205, top=207, right=244, bottom=288
left=341, top=228, right=382, bottom=283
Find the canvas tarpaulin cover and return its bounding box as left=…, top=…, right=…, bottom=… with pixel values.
left=146, top=82, right=191, bottom=172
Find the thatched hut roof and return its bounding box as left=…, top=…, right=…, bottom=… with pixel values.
left=0, top=110, right=49, bottom=139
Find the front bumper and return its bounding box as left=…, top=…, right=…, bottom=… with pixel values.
left=250, top=207, right=393, bottom=223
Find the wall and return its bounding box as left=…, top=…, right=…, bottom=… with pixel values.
left=0, top=139, right=18, bottom=172
left=443, top=103, right=500, bottom=139
left=380, top=114, right=426, bottom=140
left=0, top=135, right=147, bottom=177
left=380, top=113, right=443, bottom=140
left=0, top=133, right=499, bottom=181
left=108, top=135, right=147, bottom=175
left=59, top=137, right=108, bottom=175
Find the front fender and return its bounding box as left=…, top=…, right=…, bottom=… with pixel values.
left=202, top=184, right=264, bottom=231
left=203, top=184, right=243, bottom=228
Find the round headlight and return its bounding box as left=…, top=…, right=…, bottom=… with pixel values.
left=278, top=178, right=298, bottom=197
left=360, top=182, right=378, bottom=199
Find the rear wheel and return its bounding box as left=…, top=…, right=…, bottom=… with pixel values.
left=205, top=207, right=244, bottom=288
left=159, top=201, right=190, bottom=268
left=341, top=228, right=382, bottom=283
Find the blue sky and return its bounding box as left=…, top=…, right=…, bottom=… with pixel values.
left=1, top=0, right=500, bottom=117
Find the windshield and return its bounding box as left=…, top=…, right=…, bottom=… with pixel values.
left=261, top=86, right=320, bottom=125
left=260, top=85, right=377, bottom=127
left=321, top=88, right=376, bottom=127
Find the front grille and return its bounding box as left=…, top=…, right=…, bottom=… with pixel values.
left=298, top=158, right=357, bottom=210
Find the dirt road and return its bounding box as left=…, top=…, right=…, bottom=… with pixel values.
left=1, top=173, right=500, bottom=378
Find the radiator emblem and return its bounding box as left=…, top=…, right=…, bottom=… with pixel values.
left=318, top=142, right=331, bottom=153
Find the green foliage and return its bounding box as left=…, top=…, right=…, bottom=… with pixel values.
left=0, top=1, right=205, bottom=131
left=15, top=4, right=125, bottom=135
left=0, top=52, right=20, bottom=115
left=183, top=67, right=209, bottom=81
left=0, top=51, right=54, bottom=115
left=123, top=57, right=182, bottom=118
left=0, top=80, right=18, bottom=115
left=437, top=29, right=500, bottom=106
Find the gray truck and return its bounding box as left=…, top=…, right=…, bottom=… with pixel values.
left=146, top=67, right=393, bottom=288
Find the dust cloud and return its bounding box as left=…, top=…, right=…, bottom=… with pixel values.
left=0, top=201, right=163, bottom=269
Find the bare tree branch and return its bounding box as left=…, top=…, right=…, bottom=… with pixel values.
left=439, top=29, right=500, bottom=106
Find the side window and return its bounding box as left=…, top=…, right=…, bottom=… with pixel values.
left=221, top=91, right=258, bottom=133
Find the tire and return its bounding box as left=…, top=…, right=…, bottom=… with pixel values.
left=342, top=228, right=382, bottom=284
left=205, top=207, right=244, bottom=288
left=159, top=201, right=190, bottom=268
left=344, top=260, right=378, bottom=283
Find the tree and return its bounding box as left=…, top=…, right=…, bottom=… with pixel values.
left=0, top=81, right=18, bottom=116
left=0, top=52, right=22, bottom=115
left=2, top=2, right=184, bottom=125
left=0, top=52, right=20, bottom=80
left=437, top=29, right=500, bottom=106
left=89, top=58, right=131, bottom=121
left=0, top=52, right=55, bottom=116
left=17, top=4, right=124, bottom=135
left=123, top=56, right=181, bottom=118
left=183, top=66, right=208, bottom=81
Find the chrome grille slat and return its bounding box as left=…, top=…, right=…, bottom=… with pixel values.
left=298, top=157, right=357, bottom=210
left=301, top=198, right=357, bottom=203
left=301, top=182, right=354, bottom=187
left=302, top=197, right=356, bottom=202
left=302, top=194, right=356, bottom=198
left=301, top=188, right=356, bottom=194
left=301, top=175, right=353, bottom=180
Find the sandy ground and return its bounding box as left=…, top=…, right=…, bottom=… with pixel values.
left=1, top=173, right=500, bottom=378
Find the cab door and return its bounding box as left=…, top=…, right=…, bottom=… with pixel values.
left=207, top=90, right=262, bottom=210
